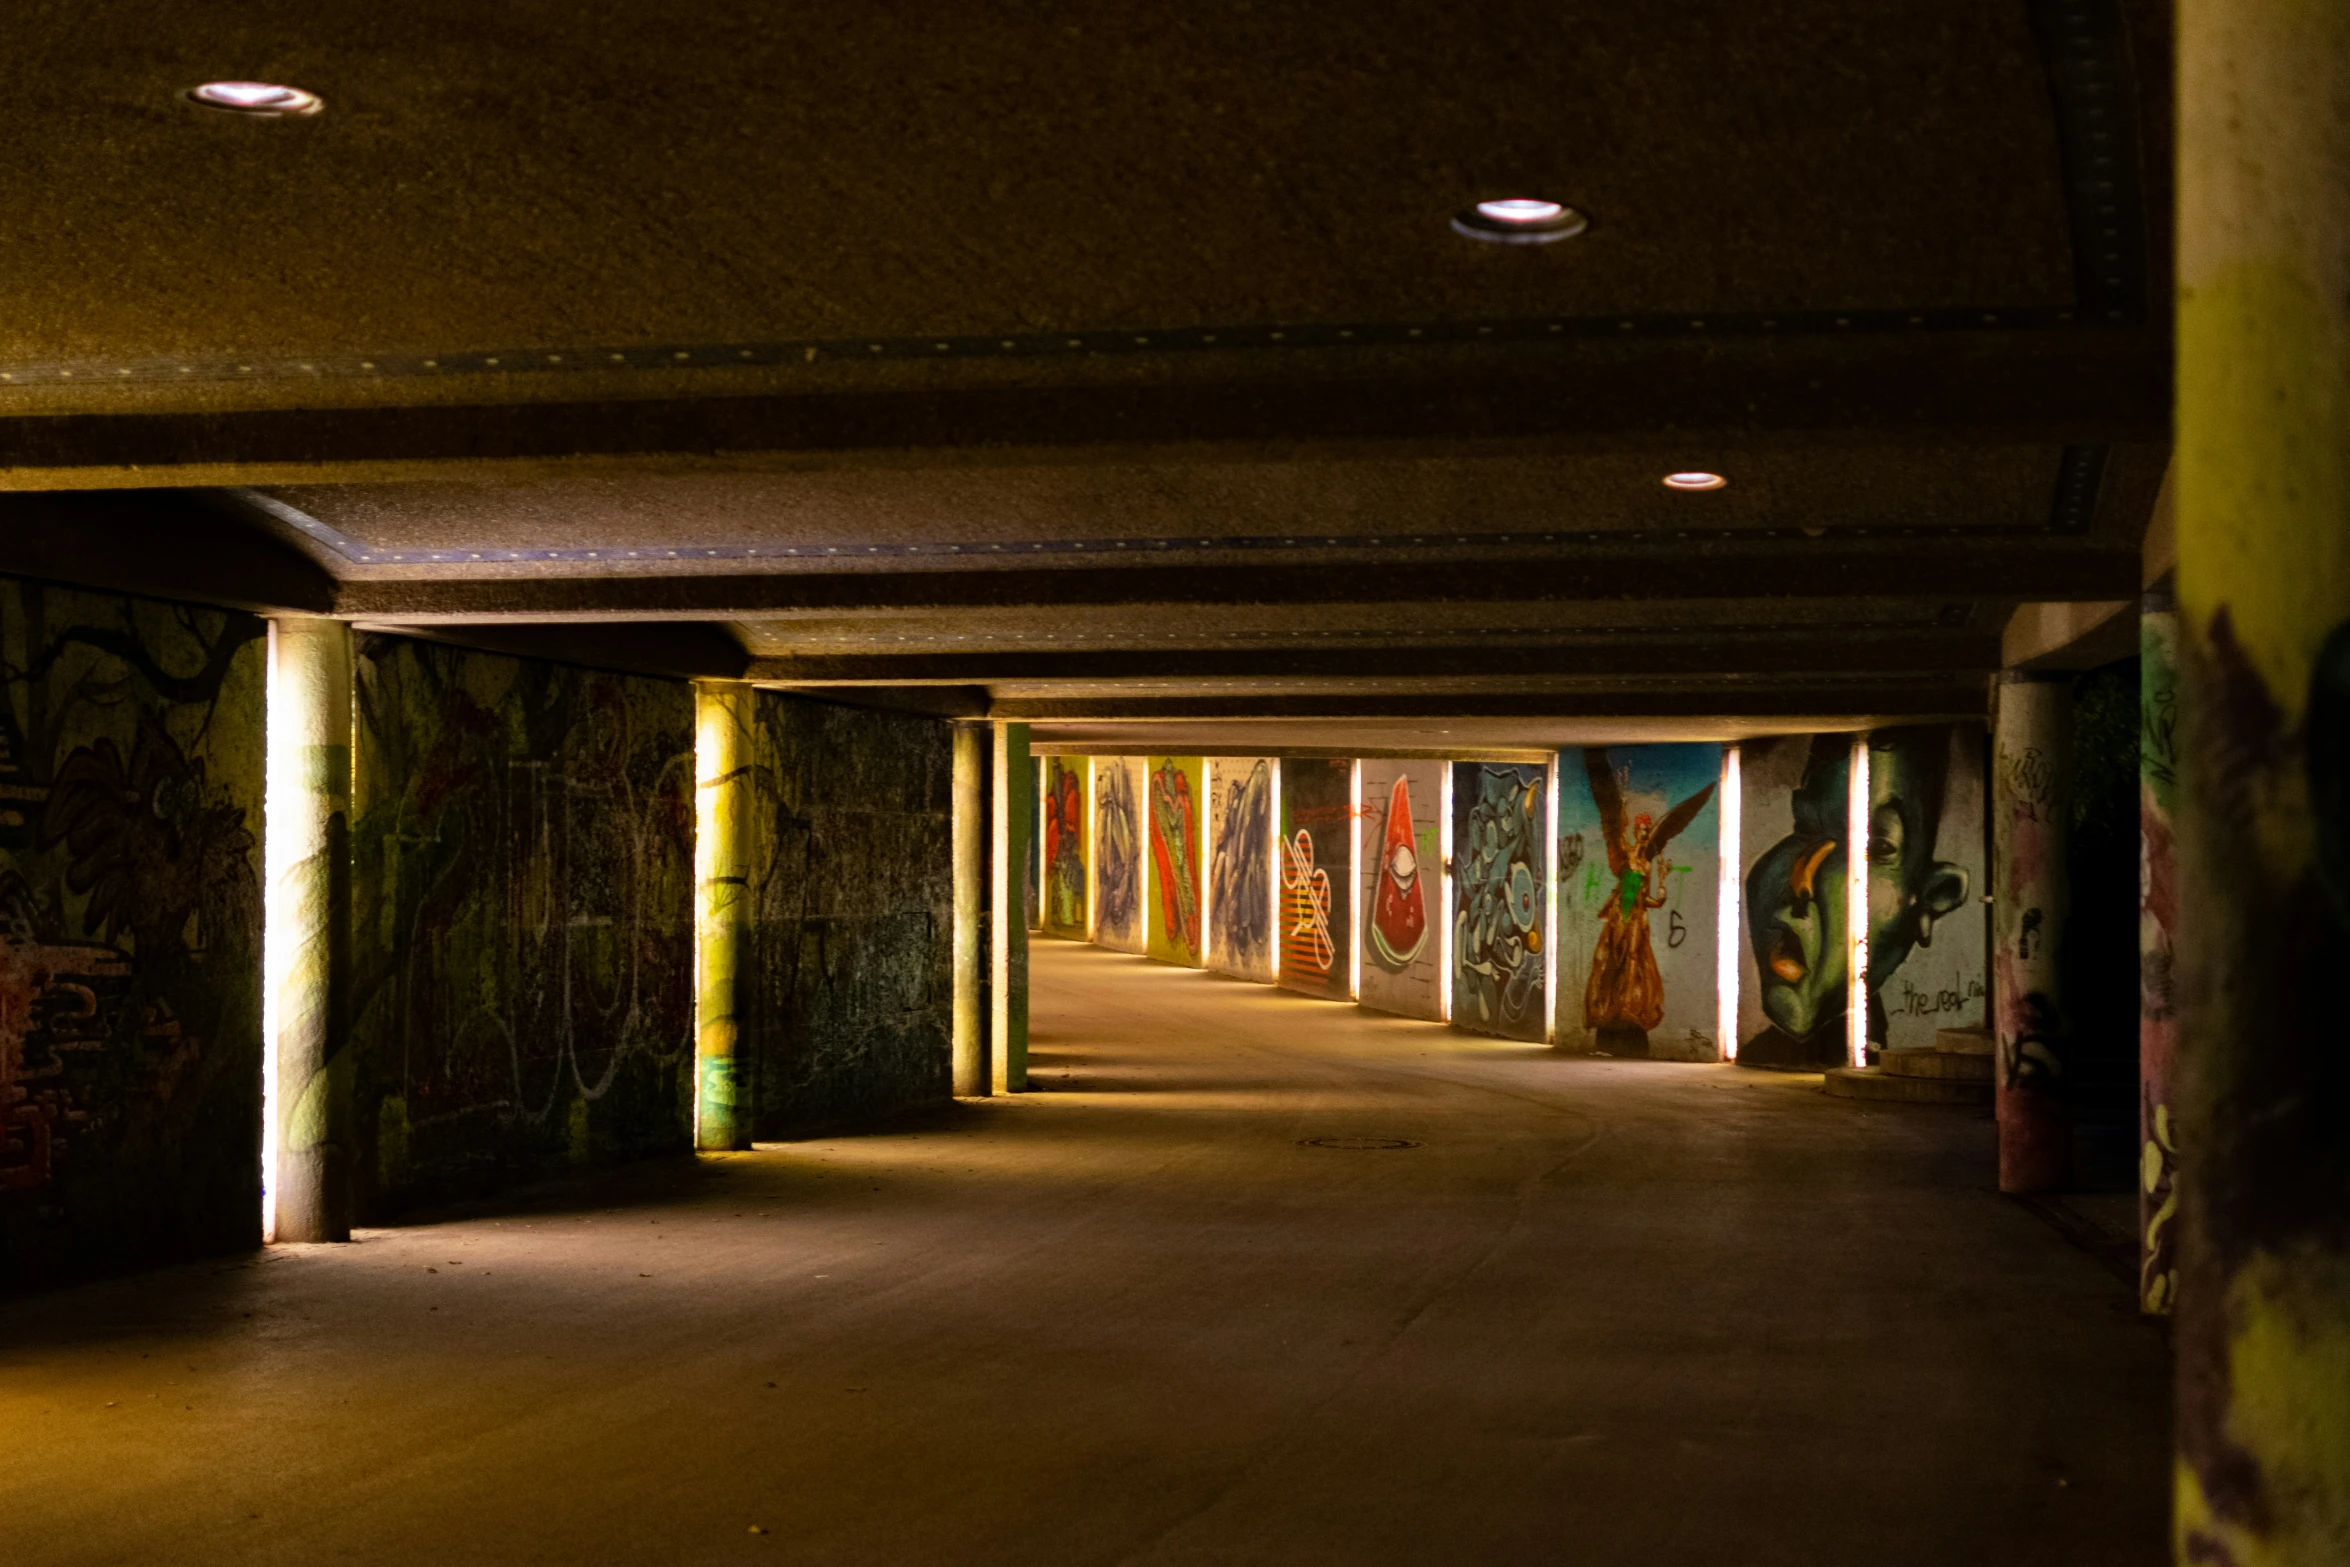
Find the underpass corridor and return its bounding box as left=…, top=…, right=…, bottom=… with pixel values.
left=0, top=939, right=2168, bottom=1567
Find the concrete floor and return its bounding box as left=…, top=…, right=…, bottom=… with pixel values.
left=2, top=940, right=2170, bottom=1566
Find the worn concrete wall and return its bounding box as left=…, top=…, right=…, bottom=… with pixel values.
left=1866, top=723, right=1989, bottom=1053
left=1451, top=760, right=1549, bottom=1042
left=1038, top=754, right=1088, bottom=940
left=749, top=693, right=951, bottom=1139
left=1279, top=758, right=1353, bottom=1001
left=1091, top=756, right=1148, bottom=956
left=1206, top=757, right=1274, bottom=982
left=1356, top=759, right=1444, bottom=1021
left=1145, top=756, right=1204, bottom=967
left=0, top=576, right=265, bottom=1288
left=350, top=636, right=695, bottom=1215
left=1557, top=745, right=1721, bottom=1059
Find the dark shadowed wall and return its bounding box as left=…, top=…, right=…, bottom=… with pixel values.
left=351, top=636, right=696, bottom=1216
left=749, top=693, right=952, bottom=1139
left=0, top=576, right=265, bottom=1288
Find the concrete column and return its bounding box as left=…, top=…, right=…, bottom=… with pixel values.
left=266, top=617, right=353, bottom=1243
left=1991, top=672, right=2071, bottom=1195
left=2174, top=5, right=2350, bottom=1556
left=952, top=722, right=989, bottom=1096
left=2138, top=583, right=2179, bottom=1316
left=990, top=721, right=1031, bottom=1093
left=694, top=683, right=755, bottom=1150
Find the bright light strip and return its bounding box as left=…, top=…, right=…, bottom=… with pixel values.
left=1267, top=760, right=1282, bottom=980
left=259, top=624, right=288, bottom=1242
left=1718, top=744, right=1742, bottom=1061
left=1847, top=735, right=1871, bottom=1070
left=1663, top=472, right=1728, bottom=491
left=1543, top=757, right=1560, bottom=1045
left=1199, top=760, right=1214, bottom=966
left=1438, top=762, right=1455, bottom=1022
left=1349, top=761, right=1363, bottom=1001
left=1085, top=758, right=1100, bottom=942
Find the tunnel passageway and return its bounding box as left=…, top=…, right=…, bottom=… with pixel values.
left=1, top=939, right=2167, bottom=1566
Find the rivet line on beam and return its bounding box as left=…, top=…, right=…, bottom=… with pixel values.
left=0, top=305, right=2115, bottom=390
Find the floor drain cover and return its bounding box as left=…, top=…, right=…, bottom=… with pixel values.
left=1299, top=1136, right=1421, bottom=1151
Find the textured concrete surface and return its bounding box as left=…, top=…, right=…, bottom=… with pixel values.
left=0, top=939, right=2168, bottom=1566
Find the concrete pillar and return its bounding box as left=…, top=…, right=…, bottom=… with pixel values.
left=2174, top=5, right=2350, bottom=1556
left=952, top=722, right=989, bottom=1096
left=2138, top=583, right=2179, bottom=1316
left=990, top=721, right=1031, bottom=1093
left=694, top=683, right=755, bottom=1150
left=266, top=617, right=353, bottom=1243
left=1991, top=673, right=2072, bottom=1195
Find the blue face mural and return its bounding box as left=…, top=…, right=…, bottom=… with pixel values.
left=1450, top=762, right=1547, bottom=1040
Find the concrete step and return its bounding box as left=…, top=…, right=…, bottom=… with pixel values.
left=1935, top=1026, right=1994, bottom=1055
left=1881, top=1047, right=1994, bottom=1082
left=1823, top=1066, right=1992, bottom=1105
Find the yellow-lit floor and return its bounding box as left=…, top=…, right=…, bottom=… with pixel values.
left=1, top=940, right=2167, bottom=1565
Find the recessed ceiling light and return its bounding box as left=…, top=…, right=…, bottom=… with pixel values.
left=1452, top=197, right=1588, bottom=244
left=1663, top=471, right=1728, bottom=491
left=185, top=81, right=323, bottom=117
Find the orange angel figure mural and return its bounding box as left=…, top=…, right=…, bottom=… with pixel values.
left=1581, top=749, right=1715, bottom=1034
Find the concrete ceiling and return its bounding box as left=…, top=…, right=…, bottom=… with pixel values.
left=0, top=0, right=2171, bottom=749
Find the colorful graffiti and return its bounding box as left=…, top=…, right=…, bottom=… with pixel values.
left=350, top=636, right=694, bottom=1211
left=1738, top=735, right=1852, bottom=1066
left=1040, top=755, right=1087, bottom=937
left=1451, top=761, right=1547, bottom=1041
left=1357, top=760, right=1443, bottom=1020
left=1558, top=745, right=1719, bottom=1058
left=1146, top=757, right=1203, bottom=966
left=1093, top=756, right=1144, bottom=953
left=1207, top=758, right=1273, bottom=980
left=1278, top=759, right=1352, bottom=999
left=0, top=577, right=266, bottom=1282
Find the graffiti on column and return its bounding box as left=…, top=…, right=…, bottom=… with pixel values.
left=1995, top=728, right=2065, bottom=1094
left=1357, top=760, right=1443, bottom=1020
left=1559, top=745, right=1719, bottom=1058
left=1738, top=736, right=1853, bottom=1066
left=1145, top=757, right=1203, bottom=965
left=2139, top=593, right=2180, bottom=1315
left=1093, top=759, right=1143, bottom=952
left=1278, top=759, right=1352, bottom=1000
left=1451, top=762, right=1548, bottom=1041
left=1207, top=758, right=1272, bottom=979
left=1040, top=756, right=1087, bottom=937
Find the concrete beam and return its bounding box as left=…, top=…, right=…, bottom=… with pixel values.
left=0, top=328, right=2166, bottom=487
left=336, top=543, right=2141, bottom=620
left=746, top=633, right=2000, bottom=685
left=989, top=684, right=1988, bottom=722
left=0, top=490, right=336, bottom=613
left=355, top=621, right=751, bottom=681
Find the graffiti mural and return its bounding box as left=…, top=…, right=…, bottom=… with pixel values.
left=1145, top=756, right=1204, bottom=966
left=0, top=576, right=265, bottom=1285
left=1737, top=735, right=1852, bottom=1067
left=1092, top=756, right=1146, bottom=954
left=1450, top=761, right=1548, bottom=1041
left=350, top=636, right=694, bottom=1212
left=748, top=693, right=952, bottom=1138
left=1357, top=759, right=1444, bottom=1020
left=1557, top=745, right=1720, bottom=1059
left=1040, top=755, right=1088, bottom=939
left=1278, top=759, right=1353, bottom=1000
left=2138, top=587, right=2179, bottom=1314
left=1868, top=724, right=1987, bottom=1054
left=1207, top=757, right=1273, bottom=981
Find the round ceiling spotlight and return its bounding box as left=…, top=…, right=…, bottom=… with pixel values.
left=184, top=81, right=324, bottom=117
left=1452, top=197, right=1588, bottom=245
left=1662, top=471, right=1728, bottom=491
